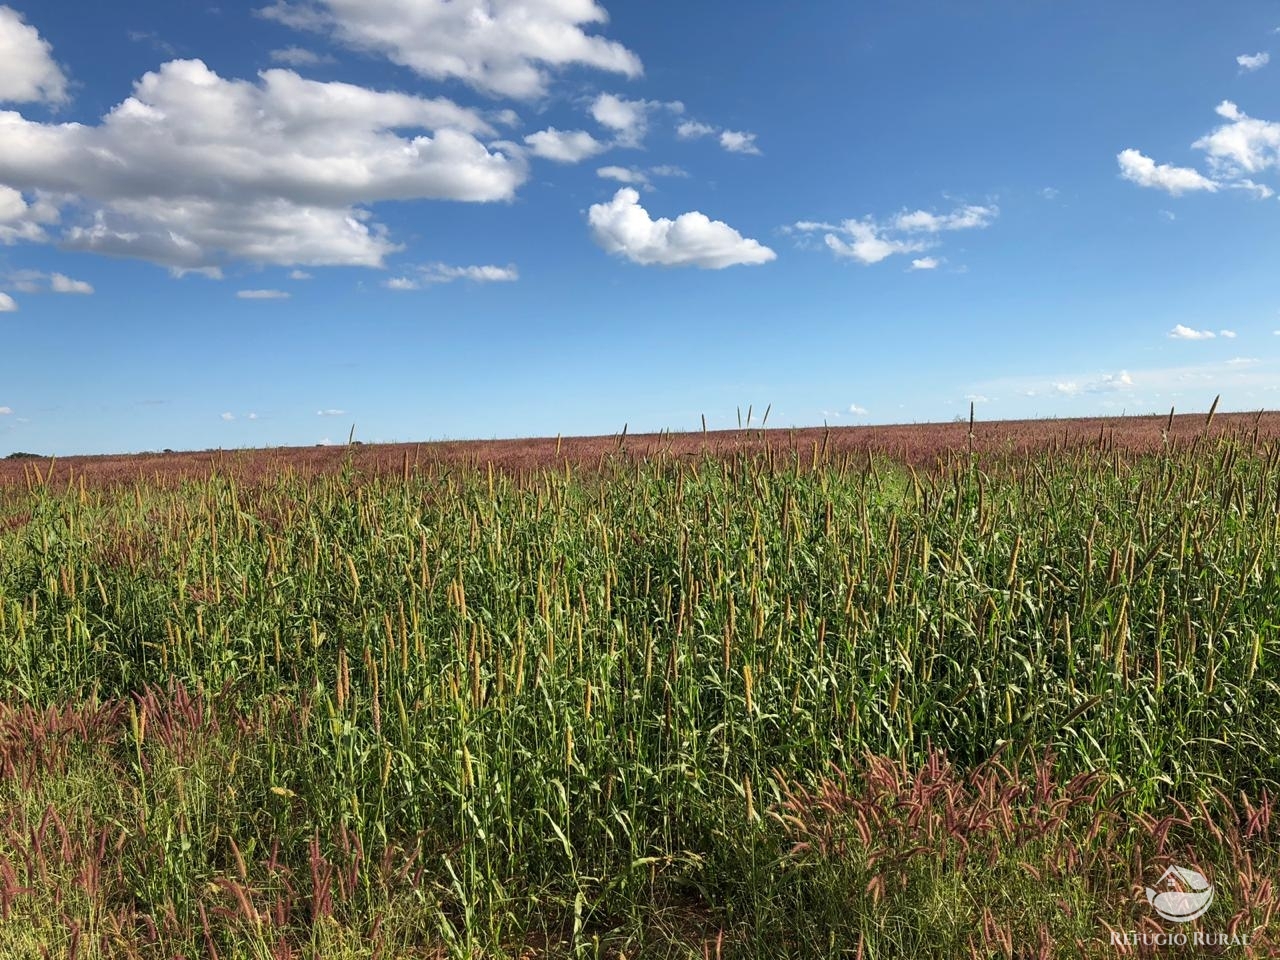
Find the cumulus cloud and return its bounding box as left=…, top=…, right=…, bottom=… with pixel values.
left=1121, top=102, right=1280, bottom=201
left=0, top=405, right=11, bottom=414
left=220, top=412, right=236, bottom=421
left=384, top=262, right=518, bottom=289
left=1193, top=101, right=1280, bottom=177
left=289, top=269, right=312, bottom=280
left=1237, top=52, right=1270, bottom=72
left=257, top=0, right=642, bottom=99
left=524, top=127, right=607, bottom=163
left=0, top=59, right=526, bottom=274
left=50, top=272, right=92, bottom=294
left=793, top=202, right=996, bottom=266
left=588, top=187, right=775, bottom=269
left=316, top=408, right=345, bottom=416
left=1220, top=329, right=1237, bottom=338
left=821, top=220, right=927, bottom=264
left=0, top=291, right=15, bottom=311
left=0, top=6, right=68, bottom=104
left=0, top=185, right=58, bottom=246
left=237, top=289, right=291, bottom=299
left=1117, top=149, right=1218, bottom=195
left=589, top=92, right=681, bottom=147
left=677, top=119, right=762, bottom=154
left=718, top=130, right=760, bottom=155
left=676, top=120, right=716, bottom=140
left=849, top=403, right=869, bottom=415
left=1169, top=324, right=1216, bottom=340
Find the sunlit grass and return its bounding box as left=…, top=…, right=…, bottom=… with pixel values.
left=0, top=435, right=1277, bottom=956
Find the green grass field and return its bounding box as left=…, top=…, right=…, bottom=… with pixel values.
left=0, top=433, right=1277, bottom=957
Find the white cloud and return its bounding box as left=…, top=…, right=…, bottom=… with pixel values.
left=289, top=269, right=313, bottom=280
left=677, top=119, right=761, bottom=154
left=1094, top=370, right=1134, bottom=391
left=0, top=6, right=68, bottom=104
left=1169, top=324, right=1216, bottom=340
left=598, top=165, right=649, bottom=186
left=1192, top=101, right=1280, bottom=177
left=965, top=394, right=990, bottom=404
left=247, top=412, right=259, bottom=420
left=1237, top=52, right=1270, bottom=72
left=1045, top=372, right=1134, bottom=397
left=1117, top=149, right=1217, bottom=195
left=237, top=289, right=291, bottom=300
left=719, top=130, right=760, bottom=155
left=1220, top=329, right=1237, bottom=338
left=50, top=273, right=92, bottom=294
left=317, top=408, right=345, bottom=416
left=220, top=412, right=236, bottom=421
left=849, top=403, right=868, bottom=415
left=588, top=187, right=776, bottom=269
left=0, top=185, right=58, bottom=246
left=0, top=405, right=11, bottom=414
left=0, top=59, right=526, bottom=273
left=257, top=0, right=642, bottom=99
left=796, top=202, right=996, bottom=267
left=978, top=359, right=1272, bottom=405
left=820, top=220, right=928, bottom=265
left=269, top=46, right=335, bottom=66
left=589, top=93, right=679, bottom=147
left=385, top=262, right=518, bottom=289
left=524, top=127, right=607, bottom=163
left=0, top=291, right=15, bottom=311
left=894, top=205, right=998, bottom=232
left=596, top=164, right=687, bottom=189
left=676, top=120, right=716, bottom=140
left=1230, top=177, right=1275, bottom=199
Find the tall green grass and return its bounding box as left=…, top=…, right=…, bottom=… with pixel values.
left=0, top=437, right=1277, bottom=957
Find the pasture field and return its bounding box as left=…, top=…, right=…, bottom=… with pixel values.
left=0, top=416, right=1278, bottom=958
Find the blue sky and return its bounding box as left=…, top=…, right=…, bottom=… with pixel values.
left=2, top=1, right=1280, bottom=455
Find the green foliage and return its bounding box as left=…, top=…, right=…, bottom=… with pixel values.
left=0, top=438, right=1278, bottom=956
